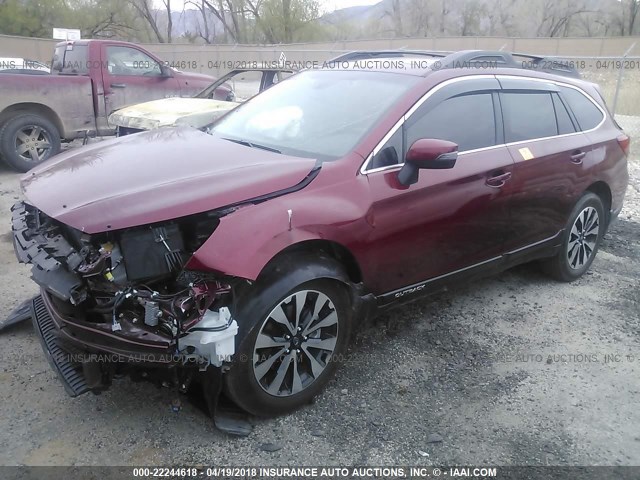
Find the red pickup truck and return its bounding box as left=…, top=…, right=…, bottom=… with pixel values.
left=0, top=39, right=218, bottom=171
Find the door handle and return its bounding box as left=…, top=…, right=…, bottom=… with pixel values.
left=570, top=151, right=586, bottom=164
left=110, top=83, right=126, bottom=88
left=486, top=171, right=512, bottom=188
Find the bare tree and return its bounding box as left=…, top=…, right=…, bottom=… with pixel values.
left=440, top=0, right=449, bottom=34
left=186, top=0, right=212, bottom=42
left=246, top=0, right=278, bottom=43
left=404, top=0, right=431, bottom=37
left=617, top=0, right=640, bottom=35
left=197, top=0, right=243, bottom=42
left=535, top=0, right=591, bottom=37
left=383, top=0, right=403, bottom=37
left=486, top=0, right=517, bottom=36
left=459, top=0, right=486, bottom=36
left=129, top=0, right=166, bottom=42
left=84, top=12, right=134, bottom=38
left=163, top=0, right=172, bottom=42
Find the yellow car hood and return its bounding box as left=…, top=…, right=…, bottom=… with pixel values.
left=108, top=97, right=238, bottom=131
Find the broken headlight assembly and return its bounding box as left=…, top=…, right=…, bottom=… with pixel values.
left=86, top=212, right=239, bottom=363
left=13, top=202, right=239, bottom=367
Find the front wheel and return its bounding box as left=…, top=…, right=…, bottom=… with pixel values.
left=542, top=192, right=605, bottom=282
left=225, top=278, right=353, bottom=417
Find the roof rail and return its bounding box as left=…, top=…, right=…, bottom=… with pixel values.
left=327, top=49, right=581, bottom=79
left=436, top=50, right=581, bottom=79
left=512, top=53, right=581, bottom=78
left=329, top=50, right=450, bottom=63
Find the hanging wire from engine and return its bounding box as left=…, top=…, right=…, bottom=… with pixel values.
left=111, top=287, right=132, bottom=332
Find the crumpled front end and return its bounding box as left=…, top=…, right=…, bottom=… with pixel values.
left=12, top=201, right=238, bottom=395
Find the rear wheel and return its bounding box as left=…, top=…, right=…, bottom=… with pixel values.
left=0, top=114, right=61, bottom=172
left=542, top=192, right=605, bottom=282
left=225, top=277, right=353, bottom=417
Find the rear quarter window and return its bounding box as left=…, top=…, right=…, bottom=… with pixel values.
left=559, top=86, right=604, bottom=131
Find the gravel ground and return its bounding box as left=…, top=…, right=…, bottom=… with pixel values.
left=0, top=118, right=638, bottom=467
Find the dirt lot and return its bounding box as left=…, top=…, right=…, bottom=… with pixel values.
left=0, top=118, right=638, bottom=468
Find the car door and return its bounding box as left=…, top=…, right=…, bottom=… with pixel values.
left=497, top=77, right=596, bottom=255
left=363, top=77, right=516, bottom=296
left=102, top=45, right=180, bottom=115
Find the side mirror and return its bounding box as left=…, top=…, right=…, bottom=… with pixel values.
left=160, top=65, right=173, bottom=77
left=398, top=138, right=458, bottom=186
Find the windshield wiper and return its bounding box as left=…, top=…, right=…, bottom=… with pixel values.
left=222, top=137, right=281, bottom=154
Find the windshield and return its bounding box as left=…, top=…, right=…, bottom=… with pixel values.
left=208, top=70, right=419, bottom=160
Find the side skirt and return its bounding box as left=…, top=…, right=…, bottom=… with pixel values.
left=374, top=232, right=562, bottom=310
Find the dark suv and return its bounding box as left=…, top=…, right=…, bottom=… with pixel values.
left=12, top=50, right=629, bottom=420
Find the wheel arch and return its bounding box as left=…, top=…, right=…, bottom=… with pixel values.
left=585, top=181, right=612, bottom=222
left=257, top=239, right=363, bottom=286
left=0, top=103, right=64, bottom=137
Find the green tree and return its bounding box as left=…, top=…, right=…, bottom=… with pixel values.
left=0, top=0, right=68, bottom=37
left=250, top=0, right=322, bottom=43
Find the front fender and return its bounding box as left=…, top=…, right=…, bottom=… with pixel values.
left=187, top=180, right=371, bottom=280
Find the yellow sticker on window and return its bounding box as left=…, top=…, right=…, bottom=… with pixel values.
left=519, top=147, right=534, bottom=160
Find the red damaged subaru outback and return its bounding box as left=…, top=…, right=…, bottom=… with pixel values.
left=12, top=51, right=629, bottom=422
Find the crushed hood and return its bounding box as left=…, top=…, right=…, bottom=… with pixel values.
left=109, top=97, right=238, bottom=131
left=21, top=127, right=317, bottom=234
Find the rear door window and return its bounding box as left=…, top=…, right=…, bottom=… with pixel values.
left=54, top=44, right=88, bottom=74
left=501, top=92, right=557, bottom=142
left=559, top=86, right=604, bottom=131
left=405, top=92, right=497, bottom=152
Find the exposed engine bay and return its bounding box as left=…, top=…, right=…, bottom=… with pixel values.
left=11, top=201, right=238, bottom=369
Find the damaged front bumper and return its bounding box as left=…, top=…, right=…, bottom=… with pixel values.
left=12, top=202, right=87, bottom=304
left=30, top=292, right=251, bottom=435
left=12, top=202, right=238, bottom=397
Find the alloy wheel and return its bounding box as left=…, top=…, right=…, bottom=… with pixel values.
left=14, top=125, right=53, bottom=164
left=252, top=289, right=339, bottom=397
left=567, top=206, right=600, bottom=270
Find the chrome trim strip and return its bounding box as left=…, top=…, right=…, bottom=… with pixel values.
left=372, top=117, right=404, bottom=157
left=404, top=75, right=498, bottom=119
left=360, top=74, right=608, bottom=175
left=503, top=231, right=561, bottom=256
left=495, top=74, right=607, bottom=134
left=360, top=75, right=496, bottom=175
left=380, top=255, right=502, bottom=299
left=378, top=231, right=561, bottom=301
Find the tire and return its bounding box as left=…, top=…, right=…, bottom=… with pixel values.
left=0, top=114, right=61, bottom=172
left=224, top=274, right=353, bottom=417
left=542, top=192, right=605, bottom=282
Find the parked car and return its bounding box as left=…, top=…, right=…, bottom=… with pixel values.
left=12, top=50, right=629, bottom=422
left=109, top=68, right=295, bottom=136
left=0, top=57, right=50, bottom=75
left=0, top=40, right=218, bottom=172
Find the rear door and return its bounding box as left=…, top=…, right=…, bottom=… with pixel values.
left=102, top=44, right=180, bottom=115
left=498, top=77, right=595, bottom=254
left=363, top=77, right=516, bottom=295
